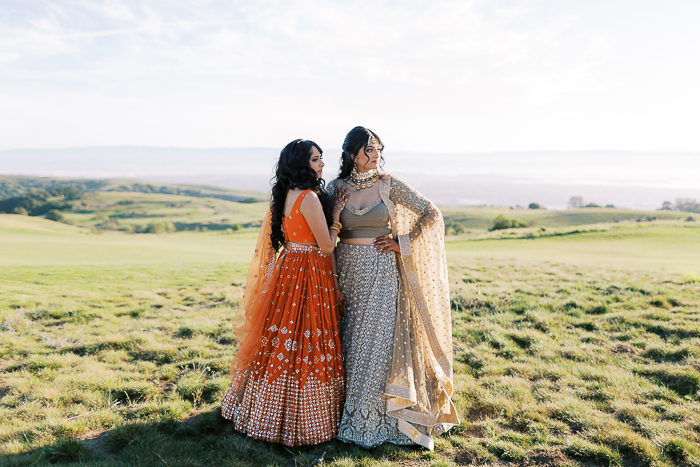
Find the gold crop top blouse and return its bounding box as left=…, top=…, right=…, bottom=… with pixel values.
left=338, top=197, right=392, bottom=239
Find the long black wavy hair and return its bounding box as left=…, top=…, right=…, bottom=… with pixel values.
left=270, top=139, right=332, bottom=251
left=338, top=126, right=385, bottom=179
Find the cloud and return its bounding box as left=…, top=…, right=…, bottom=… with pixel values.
left=2, top=1, right=597, bottom=86
left=0, top=1, right=698, bottom=151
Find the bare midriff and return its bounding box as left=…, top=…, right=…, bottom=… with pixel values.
left=339, top=237, right=375, bottom=246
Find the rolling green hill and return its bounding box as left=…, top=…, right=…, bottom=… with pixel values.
left=66, top=191, right=269, bottom=232
left=3, top=176, right=696, bottom=236
left=2, top=178, right=698, bottom=275
left=0, top=214, right=258, bottom=267
left=1, top=190, right=269, bottom=233
left=446, top=221, right=700, bottom=274
left=441, top=206, right=688, bottom=231
left=0, top=175, right=267, bottom=203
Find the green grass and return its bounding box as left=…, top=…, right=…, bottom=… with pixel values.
left=1, top=205, right=700, bottom=466
left=442, top=206, right=688, bottom=230
left=447, top=221, right=700, bottom=274
left=66, top=191, right=269, bottom=232
left=0, top=214, right=259, bottom=266
left=0, top=175, right=267, bottom=203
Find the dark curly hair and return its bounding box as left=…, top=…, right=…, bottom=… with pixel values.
left=338, top=126, right=385, bottom=179
left=270, top=139, right=332, bottom=251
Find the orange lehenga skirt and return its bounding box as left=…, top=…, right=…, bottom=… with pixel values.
left=221, top=243, right=345, bottom=446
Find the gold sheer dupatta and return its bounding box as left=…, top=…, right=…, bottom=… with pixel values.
left=379, top=176, right=459, bottom=450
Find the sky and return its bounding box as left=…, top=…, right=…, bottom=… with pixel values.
left=1, top=0, right=699, bottom=153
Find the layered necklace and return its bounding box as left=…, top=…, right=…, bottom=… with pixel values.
left=347, top=167, right=380, bottom=190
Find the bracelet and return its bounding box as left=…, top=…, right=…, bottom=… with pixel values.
left=330, top=221, right=342, bottom=234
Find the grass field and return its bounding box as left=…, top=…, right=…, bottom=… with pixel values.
left=1, top=205, right=700, bottom=466
left=0, top=175, right=268, bottom=204
left=65, top=192, right=269, bottom=233
left=0, top=215, right=258, bottom=267
left=446, top=221, right=700, bottom=275
left=441, top=207, right=689, bottom=231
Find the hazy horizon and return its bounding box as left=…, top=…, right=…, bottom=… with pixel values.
left=4, top=1, right=698, bottom=210
left=2, top=146, right=699, bottom=210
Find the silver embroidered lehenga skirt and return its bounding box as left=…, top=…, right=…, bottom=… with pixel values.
left=335, top=243, right=413, bottom=449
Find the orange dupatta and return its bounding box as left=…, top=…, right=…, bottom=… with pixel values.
left=229, top=210, right=277, bottom=375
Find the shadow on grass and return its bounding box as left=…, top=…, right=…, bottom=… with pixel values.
left=0, top=408, right=425, bottom=467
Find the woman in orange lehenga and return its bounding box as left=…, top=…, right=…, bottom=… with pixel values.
left=221, top=139, right=349, bottom=446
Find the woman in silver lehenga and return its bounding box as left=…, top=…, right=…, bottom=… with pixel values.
left=328, top=127, right=459, bottom=450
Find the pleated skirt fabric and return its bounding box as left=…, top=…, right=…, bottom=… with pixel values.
left=221, top=245, right=345, bottom=446
left=335, top=243, right=413, bottom=449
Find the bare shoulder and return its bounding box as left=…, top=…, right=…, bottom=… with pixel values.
left=299, top=190, right=321, bottom=210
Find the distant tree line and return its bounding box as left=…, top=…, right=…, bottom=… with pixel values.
left=0, top=178, right=105, bottom=199
left=94, top=218, right=260, bottom=234
left=568, top=196, right=615, bottom=209
left=0, top=176, right=261, bottom=204
left=0, top=187, right=84, bottom=222
left=489, top=215, right=528, bottom=231
left=110, top=183, right=260, bottom=203
left=444, top=218, right=467, bottom=235
left=659, top=198, right=700, bottom=213
left=95, top=219, right=178, bottom=234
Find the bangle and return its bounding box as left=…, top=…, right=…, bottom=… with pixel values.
left=330, top=221, right=342, bottom=234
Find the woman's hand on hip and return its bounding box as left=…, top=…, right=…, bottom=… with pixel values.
left=372, top=236, right=400, bottom=254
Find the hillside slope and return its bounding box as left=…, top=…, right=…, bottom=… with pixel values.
left=0, top=175, right=267, bottom=203
left=447, top=221, right=700, bottom=274
left=442, top=206, right=688, bottom=230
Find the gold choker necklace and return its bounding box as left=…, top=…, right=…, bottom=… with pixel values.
left=347, top=167, right=380, bottom=190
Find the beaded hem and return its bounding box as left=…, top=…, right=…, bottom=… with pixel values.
left=222, top=372, right=344, bottom=446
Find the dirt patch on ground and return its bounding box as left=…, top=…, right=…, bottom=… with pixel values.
left=78, top=429, right=117, bottom=461
left=454, top=449, right=481, bottom=465
left=608, top=343, right=637, bottom=354
left=0, top=359, right=20, bottom=372
left=453, top=449, right=509, bottom=466
left=454, top=448, right=578, bottom=467
left=521, top=449, right=580, bottom=467
left=396, top=459, right=430, bottom=467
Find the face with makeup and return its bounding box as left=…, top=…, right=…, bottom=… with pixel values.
left=353, top=135, right=384, bottom=173
left=309, top=146, right=324, bottom=178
